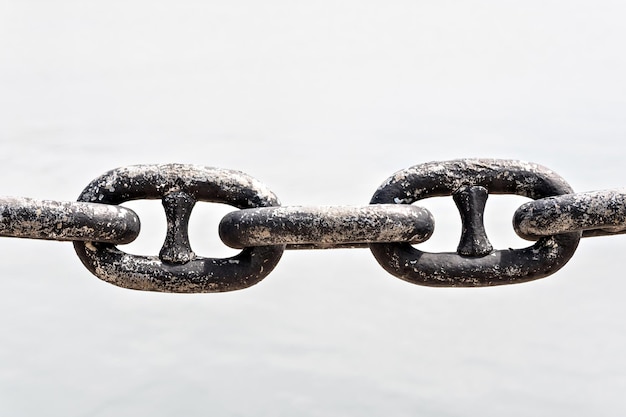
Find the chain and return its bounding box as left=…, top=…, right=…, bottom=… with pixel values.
left=1, top=159, right=624, bottom=293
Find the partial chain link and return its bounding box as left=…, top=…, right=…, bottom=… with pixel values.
left=0, top=197, right=139, bottom=243
left=513, top=189, right=626, bottom=239
left=1, top=160, right=625, bottom=293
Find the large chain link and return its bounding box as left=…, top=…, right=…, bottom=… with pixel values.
left=1, top=159, right=624, bottom=293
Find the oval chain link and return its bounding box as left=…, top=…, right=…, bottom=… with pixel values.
left=73, top=164, right=284, bottom=293
left=369, top=159, right=581, bottom=287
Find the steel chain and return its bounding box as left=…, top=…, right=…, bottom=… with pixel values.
left=1, top=159, right=624, bottom=293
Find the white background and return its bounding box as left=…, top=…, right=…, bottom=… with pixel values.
left=1, top=1, right=626, bottom=416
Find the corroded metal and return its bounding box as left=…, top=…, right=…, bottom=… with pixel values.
left=4, top=159, right=626, bottom=292
left=219, top=204, right=435, bottom=250
left=73, top=164, right=284, bottom=293
left=159, top=191, right=196, bottom=264
left=453, top=186, right=493, bottom=257
left=369, top=159, right=581, bottom=287
left=514, top=189, right=626, bottom=239
left=0, top=197, right=139, bottom=243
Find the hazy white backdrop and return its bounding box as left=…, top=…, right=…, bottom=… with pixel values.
left=1, top=1, right=626, bottom=416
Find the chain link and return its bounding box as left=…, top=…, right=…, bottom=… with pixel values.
left=1, top=159, right=624, bottom=292
left=0, top=197, right=139, bottom=243
left=513, top=189, right=626, bottom=239
left=72, top=164, right=284, bottom=293
left=368, top=159, right=581, bottom=287
left=219, top=205, right=434, bottom=250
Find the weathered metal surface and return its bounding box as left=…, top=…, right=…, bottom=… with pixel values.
left=452, top=185, right=493, bottom=257
left=73, top=164, right=284, bottom=293
left=0, top=197, right=139, bottom=243
left=369, top=159, right=581, bottom=287
left=159, top=191, right=196, bottom=264
left=3, top=159, right=625, bottom=291
left=514, top=189, right=626, bottom=239
left=219, top=204, right=435, bottom=249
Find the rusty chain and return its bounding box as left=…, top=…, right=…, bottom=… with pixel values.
left=1, top=159, right=624, bottom=293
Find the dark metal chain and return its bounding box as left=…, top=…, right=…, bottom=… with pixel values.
left=1, top=159, right=624, bottom=293
left=0, top=197, right=140, bottom=243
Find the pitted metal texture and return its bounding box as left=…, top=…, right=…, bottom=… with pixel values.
left=73, top=164, right=284, bottom=293
left=219, top=204, right=434, bottom=250
left=514, top=189, right=626, bottom=239
left=0, top=159, right=624, bottom=293
left=369, top=159, right=582, bottom=287
left=0, top=197, right=139, bottom=243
